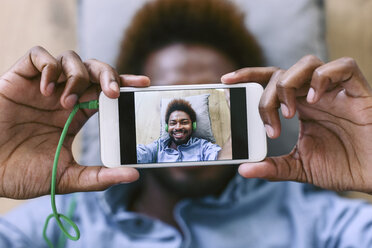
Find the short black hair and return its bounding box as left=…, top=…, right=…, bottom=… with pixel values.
left=116, top=0, right=264, bottom=74
left=165, top=99, right=197, bottom=124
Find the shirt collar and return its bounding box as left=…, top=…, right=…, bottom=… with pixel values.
left=96, top=179, right=181, bottom=241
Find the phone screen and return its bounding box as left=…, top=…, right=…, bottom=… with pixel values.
left=118, top=87, right=248, bottom=165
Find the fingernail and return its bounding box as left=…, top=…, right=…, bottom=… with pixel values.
left=65, top=94, right=78, bottom=108
left=109, top=81, right=119, bottom=92
left=280, top=103, right=289, bottom=117
left=265, top=124, right=274, bottom=137
left=221, top=72, right=235, bottom=82
left=124, top=75, right=142, bottom=80
left=238, top=164, right=250, bottom=175
left=46, top=82, right=55, bottom=95
left=307, top=88, right=315, bottom=103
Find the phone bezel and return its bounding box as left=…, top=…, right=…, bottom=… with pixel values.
left=99, top=83, right=266, bottom=167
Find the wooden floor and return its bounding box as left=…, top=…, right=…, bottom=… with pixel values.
left=326, top=0, right=372, bottom=84
left=0, top=0, right=372, bottom=214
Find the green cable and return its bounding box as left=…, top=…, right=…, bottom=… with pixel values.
left=43, top=100, right=99, bottom=248
left=56, top=194, right=77, bottom=248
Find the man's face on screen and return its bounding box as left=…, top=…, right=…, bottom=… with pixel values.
left=143, top=43, right=238, bottom=197
left=168, top=110, right=193, bottom=145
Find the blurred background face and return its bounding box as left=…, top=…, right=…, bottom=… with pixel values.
left=143, top=43, right=239, bottom=197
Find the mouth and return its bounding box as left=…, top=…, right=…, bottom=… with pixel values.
left=172, top=130, right=187, bottom=140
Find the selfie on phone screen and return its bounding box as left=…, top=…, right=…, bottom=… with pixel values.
left=135, top=89, right=231, bottom=164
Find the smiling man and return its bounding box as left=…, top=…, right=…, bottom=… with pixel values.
left=136, top=98, right=221, bottom=163
left=166, top=99, right=196, bottom=147
left=2, top=0, right=372, bottom=247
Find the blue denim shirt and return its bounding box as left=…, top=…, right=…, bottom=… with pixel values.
left=137, top=136, right=221, bottom=163
left=1, top=175, right=372, bottom=248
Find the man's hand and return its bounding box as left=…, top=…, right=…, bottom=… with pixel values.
left=222, top=55, right=372, bottom=193
left=0, top=46, right=149, bottom=199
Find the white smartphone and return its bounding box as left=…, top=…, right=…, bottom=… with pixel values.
left=99, top=83, right=266, bottom=168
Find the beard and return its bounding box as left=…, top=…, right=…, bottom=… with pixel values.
left=144, top=165, right=238, bottom=198
left=170, top=129, right=191, bottom=145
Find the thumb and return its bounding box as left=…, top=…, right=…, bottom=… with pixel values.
left=57, top=165, right=140, bottom=193
left=238, top=155, right=306, bottom=182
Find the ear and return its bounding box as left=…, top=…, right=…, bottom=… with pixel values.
left=192, top=122, right=197, bottom=130
left=165, top=124, right=168, bottom=132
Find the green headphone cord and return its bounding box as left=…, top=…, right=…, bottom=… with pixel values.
left=42, top=100, right=99, bottom=248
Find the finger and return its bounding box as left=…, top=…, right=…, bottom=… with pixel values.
left=221, top=67, right=278, bottom=86
left=238, top=154, right=306, bottom=183
left=277, top=55, right=323, bottom=118
left=10, top=46, right=62, bottom=96
left=58, top=165, right=140, bottom=193
left=119, top=74, right=150, bottom=87
left=57, top=51, right=91, bottom=109
left=258, top=70, right=284, bottom=138
left=307, top=57, right=371, bottom=104
left=84, top=59, right=122, bottom=99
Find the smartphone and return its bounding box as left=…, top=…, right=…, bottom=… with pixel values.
left=99, top=83, right=266, bottom=167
